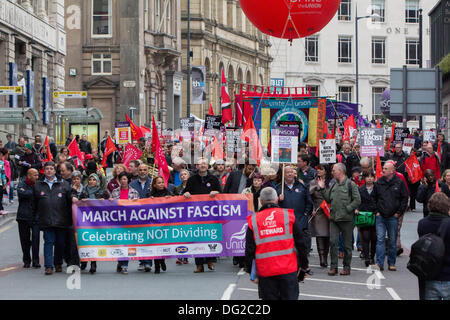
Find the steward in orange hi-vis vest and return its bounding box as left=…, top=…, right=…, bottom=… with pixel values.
left=247, top=207, right=297, bottom=277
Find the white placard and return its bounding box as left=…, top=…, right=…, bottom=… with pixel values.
left=402, top=138, right=415, bottom=154
left=319, top=139, right=337, bottom=164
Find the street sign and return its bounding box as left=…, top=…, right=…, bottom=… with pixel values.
left=53, top=91, right=88, bottom=99
left=0, top=86, right=22, bottom=95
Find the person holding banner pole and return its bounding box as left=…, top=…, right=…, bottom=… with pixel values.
left=111, top=172, right=140, bottom=274
left=150, top=176, right=172, bottom=274
left=183, top=157, right=221, bottom=273
left=77, top=173, right=110, bottom=274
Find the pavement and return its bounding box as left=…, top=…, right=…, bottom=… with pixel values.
left=0, top=194, right=424, bottom=300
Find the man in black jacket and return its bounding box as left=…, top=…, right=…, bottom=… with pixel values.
left=184, top=157, right=221, bottom=272
left=434, top=133, right=450, bottom=175
left=245, top=187, right=309, bottom=300
left=223, top=163, right=255, bottom=194
left=18, top=144, right=42, bottom=178
left=417, top=169, right=444, bottom=218
left=78, top=134, right=92, bottom=154
left=33, top=162, right=74, bottom=275
left=374, top=162, right=409, bottom=271
left=337, top=143, right=360, bottom=178
left=17, top=168, right=40, bottom=268
left=391, top=143, right=409, bottom=176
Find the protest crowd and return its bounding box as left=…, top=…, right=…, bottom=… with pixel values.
left=1, top=116, right=449, bottom=301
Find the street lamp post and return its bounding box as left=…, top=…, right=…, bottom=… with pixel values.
left=355, top=4, right=380, bottom=114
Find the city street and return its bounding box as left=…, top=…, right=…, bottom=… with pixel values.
left=0, top=200, right=422, bottom=300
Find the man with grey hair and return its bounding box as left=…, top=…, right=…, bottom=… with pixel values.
left=245, top=187, right=309, bottom=300
left=318, top=163, right=361, bottom=276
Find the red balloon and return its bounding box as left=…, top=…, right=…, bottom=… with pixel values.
left=239, top=0, right=341, bottom=40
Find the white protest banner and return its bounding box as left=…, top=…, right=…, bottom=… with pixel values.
left=271, top=127, right=298, bottom=164
left=359, top=128, right=385, bottom=157
left=402, top=138, right=415, bottom=154
left=319, top=139, right=336, bottom=164
left=424, top=130, right=436, bottom=143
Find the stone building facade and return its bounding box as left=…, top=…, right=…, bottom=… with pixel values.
left=181, top=0, right=272, bottom=120
left=0, top=0, right=66, bottom=142
left=65, top=0, right=183, bottom=146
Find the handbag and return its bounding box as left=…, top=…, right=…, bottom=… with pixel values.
left=354, top=211, right=375, bottom=227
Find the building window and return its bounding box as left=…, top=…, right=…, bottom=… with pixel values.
left=406, top=39, right=420, bottom=65
left=405, top=0, right=420, bottom=23
left=92, top=0, right=112, bottom=36
left=308, top=85, right=320, bottom=97
left=167, top=0, right=172, bottom=34
left=144, top=0, right=149, bottom=30
left=372, top=87, right=386, bottom=115
left=339, top=86, right=353, bottom=102
left=338, top=36, right=352, bottom=63
left=371, top=0, right=385, bottom=23
left=338, top=0, right=351, bottom=21
left=372, top=38, right=386, bottom=64
left=305, top=36, right=319, bottom=62
left=92, top=53, right=112, bottom=75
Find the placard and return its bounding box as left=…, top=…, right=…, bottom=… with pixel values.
left=271, top=127, right=298, bottom=164
left=225, top=128, right=243, bottom=157
left=424, top=130, right=436, bottom=143
left=393, top=128, right=410, bottom=145
left=115, top=122, right=132, bottom=145
left=180, top=117, right=195, bottom=139
left=402, top=138, right=415, bottom=154
left=319, top=139, right=336, bottom=164
left=204, top=115, right=222, bottom=137
left=359, top=128, right=385, bottom=157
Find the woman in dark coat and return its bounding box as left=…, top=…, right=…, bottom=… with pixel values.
left=356, top=171, right=378, bottom=267
left=417, top=192, right=450, bottom=300
left=309, top=164, right=333, bottom=267
left=150, top=176, right=172, bottom=273
left=77, top=173, right=110, bottom=274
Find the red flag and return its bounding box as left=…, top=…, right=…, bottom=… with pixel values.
left=243, top=100, right=253, bottom=127
left=240, top=116, right=262, bottom=166
left=390, top=122, right=396, bottom=152
left=125, top=114, right=143, bottom=141
left=404, top=152, right=422, bottom=184
left=322, top=121, right=328, bottom=139
left=319, top=200, right=330, bottom=219
left=376, top=150, right=383, bottom=179
left=437, top=142, right=442, bottom=162
left=208, top=102, right=214, bottom=116
left=436, top=179, right=441, bottom=193
left=43, top=136, right=53, bottom=162
left=212, top=135, right=224, bottom=161
left=140, top=125, right=151, bottom=136
left=122, top=143, right=143, bottom=168
left=343, top=114, right=356, bottom=141
left=376, top=119, right=381, bottom=128
left=153, top=117, right=170, bottom=187
left=151, top=116, right=159, bottom=153
left=221, top=69, right=233, bottom=124
left=68, top=138, right=85, bottom=168
left=235, top=94, right=243, bottom=127
left=101, top=136, right=117, bottom=168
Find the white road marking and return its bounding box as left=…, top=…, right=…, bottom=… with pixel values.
left=0, top=221, right=15, bottom=234
left=305, top=277, right=384, bottom=287
left=386, top=287, right=402, bottom=300
left=237, top=268, right=246, bottom=276
left=309, top=264, right=380, bottom=272
left=237, top=288, right=365, bottom=300
left=221, top=283, right=236, bottom=300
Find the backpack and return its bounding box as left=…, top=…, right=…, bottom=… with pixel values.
left=407, top=218, right=450, bottom=280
